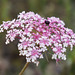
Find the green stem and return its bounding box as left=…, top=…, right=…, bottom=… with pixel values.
left=19, top=62, right=30, bottom=75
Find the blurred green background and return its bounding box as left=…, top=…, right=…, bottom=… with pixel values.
left=0, top=0, right=75, bottom=75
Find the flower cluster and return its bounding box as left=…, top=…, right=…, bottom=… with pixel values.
left=0, top=11, right=75, bottom=66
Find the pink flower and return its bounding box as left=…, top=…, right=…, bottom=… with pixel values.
left=0, top=11, right=75, bottom=66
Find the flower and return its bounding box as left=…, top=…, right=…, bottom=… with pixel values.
left=0, top=11, right=75, bottom=66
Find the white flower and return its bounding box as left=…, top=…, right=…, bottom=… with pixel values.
left=40, top=43, right=45, bottom=47
left=27, top=32, right=31, bottom=37
left=28, top=27, right=33, bottom=31
left=69, top=43, right=73, bottom=51
left=52, top=54, right=57, bottom=59
left=18, top=44, right=23, bottom=50
left=25, top=24, right=30, bottom=28
left=36, top=40, right=40, bottom=44
left=23, top=45, right=27, bottom=49
left=53, top=48, right=57, bottom=52
left=5, top=39, right=10, bottom=44
left=62, top=54, right=66, bottom=60
left=26, top=58, right=31, bottom=62
left=28, top=47, right=32, bottom=51
left=26, top=52, right=31, bottom=57
left=58, top=53, right=62, bottom=59
left=29, top=38, right=33, bottom=42
left=61, top=48, right=66, bottom=52
left=59, top=44, right=62, bottom=47
left=54, top=43, right=58, bottom=47
left=0, top=28, right=4, bottom=33
left=23, top=50, right=27, bottom=56
left=19, top=50, right=23, bottom=56
left=30, top=43, right=35, bottom=47
left=63, top=43, right=68, bottom=47
left=40, top=47, right=47, bottom=52
left=40, top=55, right=43, bottom=58
left=10, top=37, right=15, bottom=42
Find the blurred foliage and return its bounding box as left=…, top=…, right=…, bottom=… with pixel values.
left=0, top=0, right=75, bottom=75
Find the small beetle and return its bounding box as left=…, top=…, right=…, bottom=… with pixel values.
left=45, top=20, right=50, bottom=25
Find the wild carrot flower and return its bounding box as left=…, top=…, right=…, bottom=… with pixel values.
left=0, top=11, right=75, bottom=66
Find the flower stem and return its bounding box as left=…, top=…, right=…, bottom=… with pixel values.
left=19, top=62, right=30, bottom=75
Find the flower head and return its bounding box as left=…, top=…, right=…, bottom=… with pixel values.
left=0, top=11, right=75, bottom=65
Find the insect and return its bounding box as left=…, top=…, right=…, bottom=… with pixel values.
left=45, top=20, right=50, bottom=25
